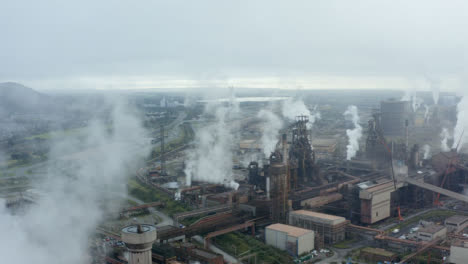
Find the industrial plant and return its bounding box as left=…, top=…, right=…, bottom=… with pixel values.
left=2, top=84, right=468, bottom=264
left=55, top=89, right=468, bottom=264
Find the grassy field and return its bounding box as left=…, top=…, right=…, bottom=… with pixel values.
left=214, top=232, right=294, bottom=264
left=24, top=127, right=86, bottom=140
left=332, top=238, right=358, bottom=249
left=127, top=178, right=189, bottom=217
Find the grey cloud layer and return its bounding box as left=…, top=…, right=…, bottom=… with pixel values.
left=1, top=0, right=467, bottom=82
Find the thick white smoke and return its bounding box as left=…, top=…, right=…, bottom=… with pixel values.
left=0, top=99, right=150, bottom=264
left=257, top=109, right=283, bottom=157
left=281, top=98, right=320, bottom=129
left=441, top=127, right=452, bottom=152
left=452, top=95, right=468, bottom=152
left=344, top=105, right=362, bottom=160
left=184, top=100, right=239, bottom=190
left=422, top=144, right=431, bottom=160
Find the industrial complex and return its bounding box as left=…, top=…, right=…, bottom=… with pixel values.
left=3, top=88, right=468, bottom=264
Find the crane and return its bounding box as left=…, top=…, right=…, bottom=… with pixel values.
left=434, top=130, right=464, bottom=206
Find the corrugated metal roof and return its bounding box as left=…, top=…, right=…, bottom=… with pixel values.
left=266, top=223, right=313, bottom=237
left=292, top=210, right=345, bottom=221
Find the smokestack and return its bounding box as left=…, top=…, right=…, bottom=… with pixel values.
left=405, top=119, right=409, bottom=151
left=282, top=133, right=288, bottom=165
left=266, top=176, right=270, bottom=200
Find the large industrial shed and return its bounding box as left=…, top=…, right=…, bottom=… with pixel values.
left=265, top=223, right=315, bottom=257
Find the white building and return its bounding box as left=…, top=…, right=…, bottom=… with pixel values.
left=450, top=240, right=468, bottom=264
left=265, top=223, right=315, bottom=256
left=445, top=215, right=468, bottom=232
left=417, top=225, right=447, bottom=242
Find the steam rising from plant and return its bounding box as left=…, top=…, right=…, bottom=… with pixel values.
left=412, top=97, right=424, bottom=112
left=281, top=98, right=320, bottom=129
left=422, top=144, right=431, bottom=160
left=401, top=89, right=423, bottom=112
left=257, top=109, right=283, bottom=157
left=452, top=95, right=468, bottom=152
left=184, top=100, right=239, bottom=190
left=430, top=78, right=440, bottom=105
left=344, top=105, right=362, bottom=160
left=0, top=99, right=150, bottom=264
left=441, top=127, right=452, bottom=152
left=424, top=104, right=430, bottom=122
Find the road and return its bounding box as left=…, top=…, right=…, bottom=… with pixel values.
left=113, top=191, right=174, bottom=227
left=149, top=112, right=187, bottom=148
left=193, top=235, right=240, bottom=264
left=378, top=208, right=434, bottom=232
left=316, top=241, right=367, bottom=264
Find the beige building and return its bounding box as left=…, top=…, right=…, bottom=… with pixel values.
left=445, top=215, right=468, bottom=232
left=450, top=240, right=468, bottom=264
left=289, top=210, right=347, bottom=244
left=311, top=138, right=337, bottom=158
left=417, top=225, right=447, bottom=242
left=265, top=223, right=315, bottom=256
left=358, top=180, right=395, bottom=224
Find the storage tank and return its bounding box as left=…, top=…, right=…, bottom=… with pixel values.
left=380, top=100, right=411, bottom=138
left=121, top=224, right=157, bottom=264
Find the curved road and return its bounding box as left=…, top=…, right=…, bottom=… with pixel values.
left=112, top=190, right=174, bottom=227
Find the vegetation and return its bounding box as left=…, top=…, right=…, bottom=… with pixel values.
left=24, top=127, right=86, bottom=140
left=126, top=199, right=138, bottom=206
left=332, top=238, right=358, bottom=249
left=0, top=176, right=29, bottom=186
left=214, top=232, right=294, bottom=264
left=180, top=212, right=212, bottom=226
left=344, top=246, right=365, bottom=261
left=127, top=178, right=189, bottom=217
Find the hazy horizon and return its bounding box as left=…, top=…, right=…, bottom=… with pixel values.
left=2, top=0, right=467, bottom=92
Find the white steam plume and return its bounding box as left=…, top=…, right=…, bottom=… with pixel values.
left=281, top=98, right=320, bottom=129
left=411, top=96, right=424, bottom=112
left=422, top=144, right=431, bottom=160
left=0, top=98, right=150, bottom=264
left=257, top=109, right=283, bottom=157
left=344, top=105, right=362, bottom=160
left=424, top=104, right=430, bottom=122
left=430, top=78, right=440, bottom=105
left=184, top=100, right=239, bottom=190
left=452, top=95, right=468, bottom=152
left=401, top=89, right=412, bottom=101
left=441, top=127, right=452, bottom=152
left=401, top=89, right=423, bottom=112
left=239, top=152, right=263, bottom=168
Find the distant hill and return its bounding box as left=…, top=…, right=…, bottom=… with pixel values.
left=0, top=82, right=55, bottom=115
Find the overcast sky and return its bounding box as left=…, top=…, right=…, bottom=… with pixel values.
left=1, top=0, right=467, bottom=91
